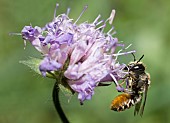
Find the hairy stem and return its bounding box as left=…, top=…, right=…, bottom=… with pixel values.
left=52, top=82, right=69, bottom=123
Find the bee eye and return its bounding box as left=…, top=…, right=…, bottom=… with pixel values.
left=132, top=64, right=145, bottom=71
left=134, top=66, right=139, bottom=69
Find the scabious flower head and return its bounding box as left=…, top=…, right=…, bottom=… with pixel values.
left=21, top=4, right=135, bottom=103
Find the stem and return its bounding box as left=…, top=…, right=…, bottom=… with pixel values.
left=52, top=82, right=70, bottom=123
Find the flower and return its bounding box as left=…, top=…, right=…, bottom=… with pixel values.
left=21, top=4, right=135, bottom=104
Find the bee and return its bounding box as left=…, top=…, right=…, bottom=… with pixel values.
left=111, top=54, right=151, bottom=116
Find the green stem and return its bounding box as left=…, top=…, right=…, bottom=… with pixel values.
left=52, top=82, right=70, bottom=123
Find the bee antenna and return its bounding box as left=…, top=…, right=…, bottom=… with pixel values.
left=131, top=53, right=136, bottom=61
left=137, top=55, right=144, bottom=63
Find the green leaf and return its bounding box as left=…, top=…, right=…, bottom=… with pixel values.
left=19, top=57, right=42, bottom=75
left=58, top=84, right=74, bottom=103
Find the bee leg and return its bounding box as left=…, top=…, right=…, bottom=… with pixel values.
left=98, top=82, right=111, bottom=86
left=119, top=81, right=125, bottom=86
left=119, top=78, right=129, bottom=88
left=116, top=85, right=124, bottom=92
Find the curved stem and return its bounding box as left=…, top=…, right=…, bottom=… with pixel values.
left=52, top=82, right=69, bottom=123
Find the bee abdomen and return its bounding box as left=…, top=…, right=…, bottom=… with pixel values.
left=110, top=93, right=140, bottom=112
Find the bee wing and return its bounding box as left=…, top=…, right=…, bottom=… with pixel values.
left=134, top=93, right=143, bottom=116
left=140, top=83, right=149, bottom=117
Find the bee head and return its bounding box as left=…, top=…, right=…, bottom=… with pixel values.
left=129, top=63, right=145, bottom=72
left=124, top=54, right=145, bottom=72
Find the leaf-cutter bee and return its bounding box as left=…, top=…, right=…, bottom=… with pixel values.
left=111, top=54, right=151, bottom=116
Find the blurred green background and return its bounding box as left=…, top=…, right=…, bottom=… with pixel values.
left=1, top=0, right=170, bottom=123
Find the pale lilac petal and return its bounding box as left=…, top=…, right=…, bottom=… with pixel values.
left=69, top=41, right=87, bottom=65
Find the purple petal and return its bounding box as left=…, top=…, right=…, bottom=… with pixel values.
left=21, top=26, right=41, bottom=41
left=39, top=57, right=62, bottom=76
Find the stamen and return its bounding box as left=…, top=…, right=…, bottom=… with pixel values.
left=66, top=7, right=71, bottom=16
left=9, top=32, right=22, bottom=36
left=107, top=26, right=114, bottom=35
left=74, top=5, right=88, bottom=24
left=125, top=44, right=132, bottom=49
left=101, top=9, right=116, bottom=32
left=110, top=73, right=119, bottom=86
left=96, top=24, right=106, bottom=30
left=115, top=48, right=123, bottom=61
left=110, top=67, right=127, bottom=94
left=111, top=31, right=116, bottom=35
left=113, top=50, right=136, bottom=57
left=96, top=20, right=104, bottom=26
left=24, top=40, right=26, bottom=49
left=54, top=3, right=59, bottom=19
left=93, top=14, right=101, bottom=24
left=101, top=25, right=106, bottom=32
left=115, top=44, right=133, bottom=61
left=109, top=9, right=116, bottom=25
